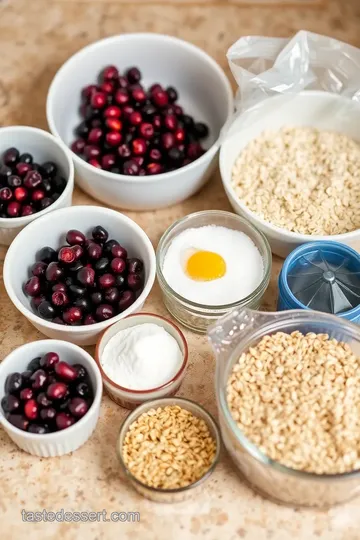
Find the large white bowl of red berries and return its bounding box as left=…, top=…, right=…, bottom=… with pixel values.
left=0, top=339, right=102, bottom=457
left=46, top=33, right=233, bottom=210
left=3, top=205, right=156, bottom=346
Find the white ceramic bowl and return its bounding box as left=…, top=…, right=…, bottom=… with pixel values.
left=46, top=33, right=233, bottom=211
left=3, top=206, right=156, bottom=346
left=220, top=90, right=360, bottom=258
left=0, top=126, right=74, bottom=246
left=0, top=339, right=102, bottom=457
left=95, top=313, right=188, bottom=409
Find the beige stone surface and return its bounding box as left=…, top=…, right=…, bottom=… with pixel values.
left=1, top=0, right=360, bottom=538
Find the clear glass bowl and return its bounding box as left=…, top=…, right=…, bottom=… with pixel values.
left=116, top=397, right=221, bottom=503
left=209, top=308, right=360, bottom=508
left=156, top=210, right=272, bottom=333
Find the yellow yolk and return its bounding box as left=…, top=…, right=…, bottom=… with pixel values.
left=185, top=250, right=226, bottom=281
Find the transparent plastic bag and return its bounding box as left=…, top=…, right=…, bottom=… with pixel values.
left=222, top=30, right=360, bottom=140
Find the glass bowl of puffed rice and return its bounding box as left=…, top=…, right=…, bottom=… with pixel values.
left=209, top=307, right=360, bottom=508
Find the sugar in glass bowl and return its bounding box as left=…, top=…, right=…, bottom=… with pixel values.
left=46, top=33, right=233, bottom=211
left=0, top=126, right=74, bottom=246
left=156, top=210, right=271, bottom=333
left=3, top=205, right=156, bottom=346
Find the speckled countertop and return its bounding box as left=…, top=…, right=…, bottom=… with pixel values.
left=1, top=1, right=360, bottom=539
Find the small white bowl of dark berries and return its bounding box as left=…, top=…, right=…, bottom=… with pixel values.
left=0, top=126, right=74, bottom=245
left=0, top=340, right=102, bottom=457
left=3, top=205, right=156, bottom=346
left=46, top=33, right=233, bottom=210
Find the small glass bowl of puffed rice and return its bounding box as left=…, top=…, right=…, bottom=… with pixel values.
left=209, top=307, right=360, bottom=509
left=116, top=397, right=221, bottom=502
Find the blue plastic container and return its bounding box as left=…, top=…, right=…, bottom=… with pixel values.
left=278, top=241, right=360, bottom=323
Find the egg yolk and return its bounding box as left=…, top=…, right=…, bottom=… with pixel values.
left=186, top=250, right=226, bottom=281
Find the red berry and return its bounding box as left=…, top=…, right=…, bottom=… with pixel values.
left=175, top=128, right=185, bottom=143
left=88, top=128, right=103, bottom=144
left=21, top=205, right=34, bottom=217
left=100, top=81, right=114, bottom=94
left=7, top=201, right=21, bottom=217
left=58, top=246, right=76, bottom=264
left=63, top=307, right=82, bottom=325
left=31, top=189, right=45, bottom=202
left=115, top=89, right=129, bottom=106
left=103, top=65, right=119, bottom=81
left=164, top=114, right=178, bottom=131
left=71, top=139, right=86, bottom=154
left=106, top=131, right=122, bottom=147
left=147, top=163, right=164, bottom=175
left=152, top=90, right=168, bottom=108
left=105, top=118, right=122, bottom=131
left=129, top=111, right=142, bottom=126
left=47, top=382, right=68, bottom=400
left=104, top=105, right=121, bottom=118
left=20, top=388, right=33, bottom=401
left=111, top=257, right=126, bottom=274
left=55, top=361, right=78, bottom=381
left=56, top=412, right=75, bottom=430
left=24, top=399, right=38, bottom=420
left=132, top=88, right=146, bottom=103
left=69, top=397, right=89, bottom=418
left=101, top=154, right=116, bottom=170
left=82, top=84, right=97, bottom=100
left=40, top=352, right=60, bottom=370
left=139, top=122, right=154, bottom=139
left=88, top=159, right=102, bottom=169
left=90, top=92, right=106, bottom=108
left=161, top=132, right=175, bottom=150
left=132, top=138, right=147, bottom=156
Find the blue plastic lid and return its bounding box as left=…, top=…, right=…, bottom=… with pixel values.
left=279, top=241, right=360, bottom=317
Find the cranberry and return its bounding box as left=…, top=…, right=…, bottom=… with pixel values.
left=20, top=205, right=34, bottom=216
left=20, top=387, right=33, bottom=401
left=56, top=412, right=75, bottom=430
left=84, top=145, right=101, bottom=160
left=38, top=301, right=56, bottom=320
left=3, top=147, right=19, bottom=166
left=39, top=198, right=53, bottom=211
left=71, top=138, right=86, bottom=155
left=110, top=257, right=126, bottom=274
left=24, top=399, right=38, bottom=420
left=152, top=115, right=162, bottom=130
left=40, top=407, right=57, bottom=422
left=105, top=118, right=122, bottom=132
left=115, top=89, right=129, bottom=106
left=7, top=174, right=22, bottom=188
left=88, top=158, right=102, bottom=169
left=31, top=189, right=45, bottom=202
left=87, top=241, right=102, bottom=260
left=123, top=160, right=139, bottom=176
left=40, top=352, right=59, bottom=370
left=164, top=114, right=178, bottom=131
left=127, top=273, right=144, bottom=291
left=117, top=75, right=128, bottom=88
left=0, top=187, right=12, bottom=201
left=46, top=262, right=64, bottom=282
left=77, top=266, right=95, bottom=287
left=147, top=162, right=163, bottom=175
left=55, top=361, right=78, bottom=382
left=37, top=393, right=52, bottom=407
left=82, top=84, right=98, bottom=100
left=127, top=257, right=143, bottom=274
left=152, top=89, right=168, bottom=108
left=76, top=120, right=90, bottom=139
left=129, top=111, right=142, bottom=126
left=52, top=283, right=66, bottom=293
left=72, top=244, right=84, bottom=261
left=118, top=290, right=136, bottom=312
left=24, top=170, right=42, bottom=189
left=194, top=122, right=209, bottom=139
left=24, top=276, right=41, bottom=297
left=84, top=314, right=97, bottom=325
left=132, top=87, right=146, bottom=103
left=174, top=128, right=185, bottom=143
left=29, top=424, right=49, bottom=434
left=174, top=105, right=183, bottom=116
left=66, top=229, right=85, bottom=246
left=88, top=127, right=103, bottom=145
left=30, top=369, right=48, bottom=390
left=125, top=66, right=140, bottom=84
left=91, top=92, right=106, bottom=109
left=7, top=414, right=29, bottom=431
left=106, top=131, right=122, bottom=147
left=95, top=303, right=115, bottom=321
left=161, top=132, right=175, bottom=150
left=47, top=382, right=68, bottom=400
left=104, top=105, right=121, bottom=118
left=13, top=186, right=28, bottom=202
left=58, top=246, right=76, bottom=265
left=187, top=142, right=203, bottom=159
left=117, top=144, right=131, bottom=159
left=137, top=123, right=153, bottom=140
left=100, top=81, right=114, bottom=94
left=103, top=65, right=119, bottom=81
left=69, top=397, right=89, bottom=418
left=1, top=395, right=21, bottom=413
left=104, top=287, right=119, bottom=304
left=98, top=273, right=115, bottom=289
left=63, top=307, right=82, bottom=325
left=16, top=162, right=32, bottom=177
left=148, top=148, right=161, bottom=162
left=115, top=275, right=126, bottom=290
left=51, top=290, right=69, bottom=308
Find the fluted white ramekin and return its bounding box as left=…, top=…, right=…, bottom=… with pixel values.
left=0, top=340, right=102, bottom=457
